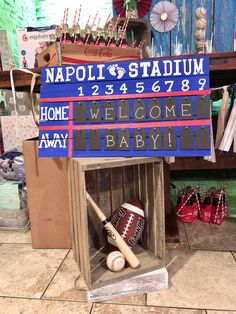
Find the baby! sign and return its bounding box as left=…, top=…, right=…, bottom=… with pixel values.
left=39, top=56, right=211, bottom=157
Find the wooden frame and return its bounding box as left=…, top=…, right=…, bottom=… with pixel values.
left=68, top=157, right=167, bottom=301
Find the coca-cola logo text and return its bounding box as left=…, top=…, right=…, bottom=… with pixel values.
left=84, top=47, right=113, bottom=58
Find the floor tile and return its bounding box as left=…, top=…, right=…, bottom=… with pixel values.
left=232, top=252, right=236, bottom=260
left=207, top=311, right=236, bottom=314
left=92, top=303, right=204, bottom=313
left=0, top=297, right=91, bottom=314
left=147, top=250, right=236, bottom=310
left=0, top=244, right=68, bottom=298
left=0, top=230, right=31, bottom=244
left=103, top=294, right=146, bottom=305
left=166, top=221, right=189, bottom=250
left=43, top=250, right=88, bottom=302
left=44, top=251, right=146, bottom=305
left=184, top=218, right=236, bottom=250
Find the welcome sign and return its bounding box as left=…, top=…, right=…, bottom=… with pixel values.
left=39, top=56, right=211, bottom=157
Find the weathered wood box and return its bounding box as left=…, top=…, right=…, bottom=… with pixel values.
left=68, top=157, right=168, bottom=302
left=37, top=42, right=141, bottom=67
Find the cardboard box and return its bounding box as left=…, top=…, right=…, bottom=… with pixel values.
left=16, top=26, right=56, bottom=69
left=23, top=138, right=71, bottom=248
left=37, top=42, right=141, bottom=67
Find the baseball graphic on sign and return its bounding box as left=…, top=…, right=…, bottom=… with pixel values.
left=106, top=251, right=126, bottom=272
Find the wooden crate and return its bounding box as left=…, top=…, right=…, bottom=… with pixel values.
left=37, top=42, right=141, bottom=67
left=68, top=157, right=167, bottom=301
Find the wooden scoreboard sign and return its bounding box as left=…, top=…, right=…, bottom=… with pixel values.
left=39, top=56, right=211, bottom=157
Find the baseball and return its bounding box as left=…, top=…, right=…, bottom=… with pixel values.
left=106, top=251, right=125, bottom=272
left=195, top=7, right=206, bottom=19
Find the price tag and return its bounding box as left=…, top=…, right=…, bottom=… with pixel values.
left=104, top=101, right=116, bottom=122
left=134, top=100, right=146, bottom=122
left=180, top=127, right=194, bottom=149
left=118, top=100, right=130, bottom=122
left=149, top=128, right=162, bottom=150
left=148, top=98, right=161, bottom=121
left=118, top=129, right=130, bottom=150
left=104, top=129, right=116, bottom=150
left=89, top=101, right=101, bottom=123
left=196, top=127, right=210, bottom=149
left=163, top=128, right=176, bottom=150
left=74, top=102, right=87, bottom=124
left=196, top=95, right=210, bottom=118
left=89, top=130, right=101, bottom=150
left=134, top=129, right=146, bottom=150
left=180, top=97, right=193, bottom=120
left=74, top=130, right=86, bottom=150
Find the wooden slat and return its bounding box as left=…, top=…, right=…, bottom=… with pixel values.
left=154, top=160, right=165, bottom=260
left=110, top=167, right=124, bottom=212
left=153, top=30, right=171, bottom=58
left=97, top=168, right=112, bottom=245
left=139, top=163, right=148, bottom=248
left=98, top=168, right=112, bottom=218
left=69, top=159, right=80, bottom=265
left=146, top=162, right=156, bottom=254
left=75, top=162, right=91, bottom=287
left=122, top=165, right=136, bottom=201
left=171, top=0, right=193, bottom=55
left=133, top=164, right=140, bottom=198
left=67, top=159, right=77, bottom=263
left=214, top=0, right=236, bottom=52
left=85, top=170, right=101, bottom=251
left=80, top=157, right=160, bottom=171
left=145, top=163, right=154, bottom=250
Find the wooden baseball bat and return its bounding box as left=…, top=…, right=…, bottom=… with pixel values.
left=86, top=192, right=140, bottom=269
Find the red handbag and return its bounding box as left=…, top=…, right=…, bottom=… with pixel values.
left=201, top=187, right=227, bottom=225
left=176, top=186, right=201, bottom=223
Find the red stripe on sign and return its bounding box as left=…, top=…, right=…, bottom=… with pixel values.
left=68, top=102, right=73, bottom=157
left=39, top=119, right=211, bottom=131
left=40, top=90, right=210, bottom=103
left=62, top=55, right=139, bottom=64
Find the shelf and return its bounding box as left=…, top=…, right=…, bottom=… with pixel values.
left=0, top=68, right=41, bottom=92
left=170, top=151, right=236, bottom=171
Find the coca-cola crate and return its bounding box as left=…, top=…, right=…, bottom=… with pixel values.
left=37, top=42, right=141, bottom=67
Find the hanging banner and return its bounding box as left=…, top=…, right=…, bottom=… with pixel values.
left=39, top=56, right=211, bottom=157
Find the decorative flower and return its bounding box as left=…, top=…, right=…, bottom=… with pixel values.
left=150, top=1, right=179, bottom=33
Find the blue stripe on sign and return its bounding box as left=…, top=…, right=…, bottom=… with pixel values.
left=39, top=102, right=69, bottom=125
left=38, top=125, right=211, bottom=158
left=38, top=130, right=69, bottom=157
left=38, top=96, right=210, bottom=124
left=41, top=56, right=209, bottom=85
left=39, top=125, right=211, bottom=139
left=40, top=75, right=209, bottom=100
left=38, top=147, right=210, bottom=158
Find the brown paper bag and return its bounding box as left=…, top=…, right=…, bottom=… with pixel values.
left=23, top=138, right=72, bottom=249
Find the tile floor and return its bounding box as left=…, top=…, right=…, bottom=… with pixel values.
left=0, top=218, right=236, bottom=313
